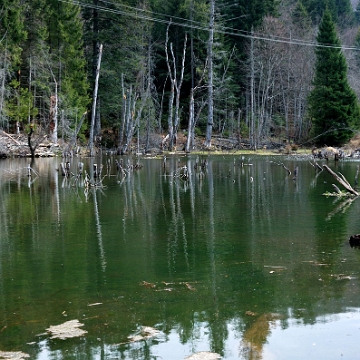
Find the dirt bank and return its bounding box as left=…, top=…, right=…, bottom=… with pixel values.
left=1, top=129, right=360, bottom=158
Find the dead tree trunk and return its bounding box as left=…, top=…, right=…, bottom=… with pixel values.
left=121, top=85, right=137, bottom=154
left=164, top=22, right=187, bottom=150
left=28, top=124, right=36, bottom=158
left=89, top=43, right=103, bottom=156
left=118, top=74, right=127, bottom=153
left=323, top=165, right=359, bottom=196
left=186, top=57, right=207, bottom=153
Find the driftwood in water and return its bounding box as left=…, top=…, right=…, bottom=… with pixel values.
left=60, top=162, right=71, bottom=177
left=46, top=319, right=87, bottom=340
left=93, top=163, right=103, bottom=178
left=270, top=160, right=291, bottom=175
left=78, top=162, right=84, bottom=175
left=323, top=165, right=359, bottom=196
left=309, top=160, right=323, bottom=171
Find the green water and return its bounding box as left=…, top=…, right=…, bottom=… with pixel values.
left=1, top=155, right=360, bottom=360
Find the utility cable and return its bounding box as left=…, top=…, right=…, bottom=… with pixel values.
left=57, top=0, right=360, bottom=51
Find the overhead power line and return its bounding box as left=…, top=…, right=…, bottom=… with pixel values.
left=57, top=0, right=360, bottom=51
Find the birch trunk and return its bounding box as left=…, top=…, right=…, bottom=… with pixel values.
left=89, top=44, right=103, bottom=156
left=164, top=23, right=187, bottom=150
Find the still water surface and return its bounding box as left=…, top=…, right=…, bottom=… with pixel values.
left=1, top=155, right=360, bottom=359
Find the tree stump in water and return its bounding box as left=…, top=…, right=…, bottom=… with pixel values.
left=349, top=234, right=360, bottom=247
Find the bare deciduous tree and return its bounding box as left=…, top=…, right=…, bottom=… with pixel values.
left=163, top=22, right=187, bottom=151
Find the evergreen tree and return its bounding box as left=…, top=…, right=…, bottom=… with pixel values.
left=0, top=0, right=27, bottom=64
left=308, top=8, right=359, bottom=145
left=301, top=0, right=354, bottom=25
left=82, top=0, right=152, bottom=127
left=356, top=1, right=360, bottom=24
left=292, top=1, right=312, bottom=33
left=0, top=0, right=27, bottom=128
left=55, top=1, right=89, bottom=117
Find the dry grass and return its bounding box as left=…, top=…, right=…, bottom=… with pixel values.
left=348, top=133, right=360, bottom=150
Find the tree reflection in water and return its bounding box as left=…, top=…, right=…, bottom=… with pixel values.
left=1, top=156, right=360, bottom=359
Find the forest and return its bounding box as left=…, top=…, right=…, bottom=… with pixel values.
left=1, top=0, right=360, bottom=154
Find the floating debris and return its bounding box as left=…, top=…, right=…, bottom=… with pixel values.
left=184, top=282, right=196, bottom=291
left=140, top=281, right=156, bottom=289
left=141, top=280, right=198, bottom=291
left=162, top=281, right=174, bottom=286
left=332, top=274, right=352, bottom=280
left=117, top=326, right=163, bottom=345
left=155, top=288, right=173, bottom=292
left=46, top=319, right=87, bottom=340
left=184, top=351, right=221, bottom=360
left=0, top=351, right=30, bottom=360
left=245, top=311, right=257, bottom=317
left=128, top=326, right=161, bottom=342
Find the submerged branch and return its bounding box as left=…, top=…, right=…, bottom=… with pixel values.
left=323, top=165, right=359, bottom=196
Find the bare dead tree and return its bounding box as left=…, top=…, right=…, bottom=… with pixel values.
left=163, top=22, right=187, bottom=151
left=89, top=43, right=103, bottom=156
left=323, top=165, right=359, bottom=196
left=186, top=59, right=208, bottom=152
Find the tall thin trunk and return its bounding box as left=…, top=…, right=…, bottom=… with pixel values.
left=145, top=40, right=152, bottom=153
left=51, top=81, right=58, bottom=143
left=164, top=23, right=187, bottom=150
left=250, top=28, right=256, bottom=150
left=285, top=30, right=291, bottom=141
left=95, top=98, right=101, bottom=138
left=186, top=88, right=195, bottom=152
left=89, top=44, right=103, bottom=156
left=171, top=35, right=187, bottom=149
left=158, top=77, right=167, bottom=133
left=205, top=0, right=215, bottom=148
left=165, top=23, right=174, bottom=149
left=0, top=45, right=7, bottom=129
left=48, top=65, right=58, bottom=144
left=186, top=0, right=195, bottom=153
left=118, top=74, right=126, bottom=152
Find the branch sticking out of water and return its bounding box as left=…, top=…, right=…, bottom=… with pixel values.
left=323, top=165, right=359, bottom=196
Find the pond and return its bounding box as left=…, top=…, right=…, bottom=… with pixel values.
left=1, top=154, right=360, bottom=360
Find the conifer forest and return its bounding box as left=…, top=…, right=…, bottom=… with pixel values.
left=2, top=0, right=360, bottom=152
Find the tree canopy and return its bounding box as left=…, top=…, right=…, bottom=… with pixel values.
left=308, top=8, right=359, bottom=146
left=1, top=0, right=360, bottom=150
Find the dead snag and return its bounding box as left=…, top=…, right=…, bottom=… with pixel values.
left=272, top=161, right=291, bottom=175
left=309, top=160, right=323, bottom=172
left=323, top=165, right=359, bottom=196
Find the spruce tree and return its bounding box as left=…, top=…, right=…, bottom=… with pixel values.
left=308, top=8, right=359, bottom=146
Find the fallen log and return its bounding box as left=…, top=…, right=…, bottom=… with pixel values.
left=323, top=165, right=359, bottom=196
left=0, top=130, right=21, bottom=145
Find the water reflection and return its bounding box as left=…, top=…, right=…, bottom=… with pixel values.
left=1, top=156, right=360, bottom=359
